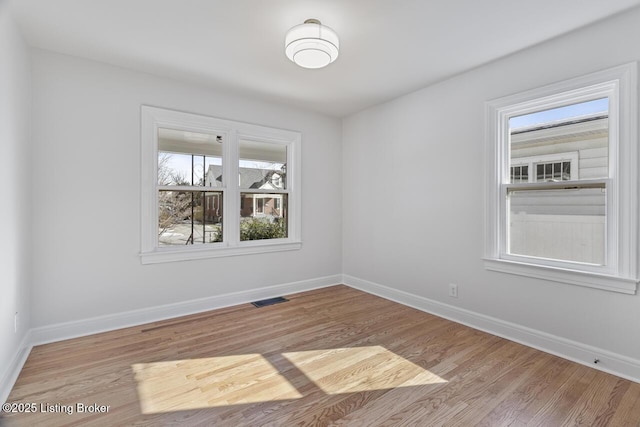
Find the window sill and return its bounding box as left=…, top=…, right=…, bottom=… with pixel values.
left=141, top=241, right=302, bottom=264
left=483, top=258, right=638, bottom=294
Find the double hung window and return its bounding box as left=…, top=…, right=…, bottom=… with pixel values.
left=484, top=64, right=638, bottom=293
left=141, top=106, right=301, bottom=263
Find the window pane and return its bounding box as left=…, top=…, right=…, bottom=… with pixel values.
left=509, top=98, right=608, bottom=183
left=239, top=139, right=287, bottom=190
left=158, top=190, right=223, bottom=246
left=158, top=153, right=221, bottom=186
left=510, top=165, right=529, bottom=183
left=508, top=187, right=605, bottom=265
left=240, top=193, right=288, bottom=241
left=562, top=161, right=571, bottom=180
left=158, top=128, right=223, bottom=186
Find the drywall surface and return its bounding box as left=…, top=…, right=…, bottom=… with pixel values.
left=29, top=50, right=342, bottom=327
left=0, top=0, right=32, bottom=398
left=342, top=8, right=640, bottom=361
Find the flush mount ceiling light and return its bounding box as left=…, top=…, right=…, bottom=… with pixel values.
left=285, top=19, right=339, bottom=69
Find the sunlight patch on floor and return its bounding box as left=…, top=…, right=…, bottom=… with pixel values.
left=282, top=346, right=447, bottom=394
left=132, top=346, right=446, bottom=413
left=132, top=354, right=302, bottom=414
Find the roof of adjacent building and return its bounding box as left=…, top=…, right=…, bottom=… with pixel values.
left=205, top=165, right=284, bottom=190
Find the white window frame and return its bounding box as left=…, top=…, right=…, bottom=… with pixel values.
left=484, top=63, right=638, bottom=294
left=140, top=106, right=302, bottom=264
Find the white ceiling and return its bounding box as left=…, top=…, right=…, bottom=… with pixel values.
left=12, top=0, right=640, bottom=117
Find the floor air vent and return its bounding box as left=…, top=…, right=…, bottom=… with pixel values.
left=251, top=296, right=289, bottom=308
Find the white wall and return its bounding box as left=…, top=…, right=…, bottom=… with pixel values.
left=29, top=50, right=342, bottom=327
left=0, top=0, right=32, bottom=398
left=343, top=8, right=640, bottom=362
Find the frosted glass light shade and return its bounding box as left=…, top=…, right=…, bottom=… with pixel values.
left=285, top=19, right=339, bottom=69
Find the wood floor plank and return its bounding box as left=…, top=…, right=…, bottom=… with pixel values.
left=606, top=382, right=640, bottom=427
left=474, top=352, right=571, bottom=425
left=2, top=285, right=638, bottom=426
left=558, top=371, right=620, bottom=426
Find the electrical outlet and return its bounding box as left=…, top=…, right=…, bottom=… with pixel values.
left=449, top=284, right=458, bottom=298
left=14, top=312, right=18, bottom=333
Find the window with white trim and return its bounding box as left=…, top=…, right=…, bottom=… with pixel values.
left=141, top=106, right=301, bottom=264
left=510, top=152, right=578, bottom=183
left=484, top=64, right=638, bottom=294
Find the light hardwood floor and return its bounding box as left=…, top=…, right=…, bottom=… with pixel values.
left=3, top=285, right=640, bottom=426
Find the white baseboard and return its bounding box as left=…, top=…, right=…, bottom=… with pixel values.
left=1, top=274, right=340, bottom=404
left=4, top=272, right=637, bottom=405
left=31, top=274, right=342, bottom=346
left=343, top=274, right=640, bottom=384
left=0, top=331, right=33, bottom=405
